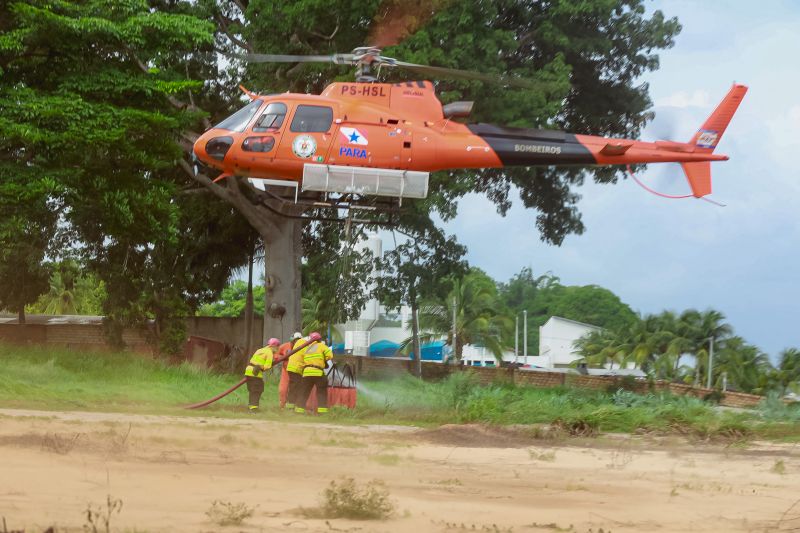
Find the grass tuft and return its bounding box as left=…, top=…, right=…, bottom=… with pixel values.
left=301, top=477, right=394, bottom=520
left=205, top=500, right=254, bottom=526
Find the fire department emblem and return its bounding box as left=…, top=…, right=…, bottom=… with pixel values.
left=292, top=135, right=317, bottom=158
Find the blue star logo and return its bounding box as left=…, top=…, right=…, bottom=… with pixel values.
left=348, top=131, right=360, bottom=143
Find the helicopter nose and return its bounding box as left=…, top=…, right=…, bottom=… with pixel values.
left=193, top=130, right=235, bottom=168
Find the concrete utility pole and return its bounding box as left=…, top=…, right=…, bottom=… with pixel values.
left=523, top=310, right=528, bottom=360
left=707, top=336, right=715, bottom=389
left=452, top=296, right=457, bottom=365
left=515, top=315, right=519, bottom=364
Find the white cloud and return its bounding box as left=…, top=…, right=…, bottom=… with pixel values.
left=656, top=90, right=711, bottom=108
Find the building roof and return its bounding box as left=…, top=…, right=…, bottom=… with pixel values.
left=0, top=314, right=104, bottom=325
left=584, top=368, right=647, bottom=378
left=541, top=316, right=602, bottom=331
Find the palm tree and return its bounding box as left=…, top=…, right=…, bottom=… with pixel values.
left=301, top=292, right=342, bottom=342
left=31, top=261, right=105, bottom=316
left=574, top=329, right=622, bottom=369
left=776, top=348, right=800, bottom=392
left=418, top=270, right=513, bottom=362
left=684, top=309, right=732, bottom=386
left=713, top=336, right=772, bottom=393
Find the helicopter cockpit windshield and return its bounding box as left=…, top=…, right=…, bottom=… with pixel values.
left=213, top=99, right=263, bottom=132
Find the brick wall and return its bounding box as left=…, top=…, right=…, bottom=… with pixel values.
left=463, top=366, right=514, bottom=385
left=514, top=370, right=565, bottom=388
left=334, top=353, right=767, bottom=408
left=186, top=316, right=265, bottom=350
left=0, top=322, right=151, bottom=354
left=338, top=355, right=410, bottom=379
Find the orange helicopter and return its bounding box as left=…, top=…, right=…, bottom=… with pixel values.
left=192, top=47, right=747, bottom=210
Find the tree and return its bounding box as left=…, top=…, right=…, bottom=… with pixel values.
left=684, top=310, right=733, bottom=386
left=375, top=215, right=467, bottom=376
left=574, top=328, right=623, bottom=369
left=191, top=0, right=680, bottom=342
left=198, top=280, right=266, bottom=318
left=0, top=1, right=256, bottom=352
left=2, top=0, right=682, bottom=350
left=713, top=336, right=772, bottom=394
left=418, top=268, right=513, bottom=362
left=776, top=348, right=800, bottom=393
left=28, top=261, right=106, bottom=316
left=499, top=267, right=637, bottom=355
left=0, top=175, right=58, bottom=323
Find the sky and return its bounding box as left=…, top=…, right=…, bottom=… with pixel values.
left=436, top=0, right=800, bottom=360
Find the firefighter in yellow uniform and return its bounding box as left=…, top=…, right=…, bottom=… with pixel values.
left=244, top=337, right=279, bottom=412
left=296, top=332, right=333, bottom=414
left=285, top=333, right=308, bottom=410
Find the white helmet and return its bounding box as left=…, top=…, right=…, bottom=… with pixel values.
left=291, top=331, right=302, bottom=340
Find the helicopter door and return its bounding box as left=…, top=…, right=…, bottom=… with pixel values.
left=276, top=104, right=336, bottom=172
left=241, top=102, right=287, bottom=160
left=329, top=124, right=404, bottom=168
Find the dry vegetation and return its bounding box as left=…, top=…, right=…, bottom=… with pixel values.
left=300, top=477, right=395, bottom=520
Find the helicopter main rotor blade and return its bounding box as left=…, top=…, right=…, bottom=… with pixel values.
left=393, top=60, right=548, bottom=90
left=245, top=53, right=356, bottom=65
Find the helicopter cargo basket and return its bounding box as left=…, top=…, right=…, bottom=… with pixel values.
left=302, top=164, right=429, bottom=200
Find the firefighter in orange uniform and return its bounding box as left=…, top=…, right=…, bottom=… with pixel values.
left=276, top=332, right=302, bottom=409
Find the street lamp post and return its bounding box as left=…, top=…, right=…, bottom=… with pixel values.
left=515, top=315, right=519, bottom=365
left=523, top=310, right=528, bottom=361
left=706, top=336, right=715, bottom=389
left=452, top=296, right=457, bottom=366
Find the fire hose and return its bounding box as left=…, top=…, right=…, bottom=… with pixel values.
left=183, top=339, right=318, bottom=410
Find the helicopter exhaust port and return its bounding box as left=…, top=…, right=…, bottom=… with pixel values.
left=302, top=164, right=429, bottom=200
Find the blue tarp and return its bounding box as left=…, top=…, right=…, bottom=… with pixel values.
left=409, top=340, right=446, bottom=362
left=369, top=339, right=401, bottom=357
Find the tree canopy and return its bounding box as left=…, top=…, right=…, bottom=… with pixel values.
left=498, top=267, right=637, bottom=354
left=2, top=0, right=682, bottom=353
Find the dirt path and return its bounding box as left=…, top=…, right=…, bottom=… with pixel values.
left=1, top=408, right=799, bottom=532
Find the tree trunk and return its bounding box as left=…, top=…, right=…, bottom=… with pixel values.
left=244, top=250, right=254, bottom=355
left=181, top=173, right=304, bottom=346
left=261, top=215, right=302, bottom=342
left=18, top=306, right=25, bottom=324
left=694, top=354, right=701, bottom=386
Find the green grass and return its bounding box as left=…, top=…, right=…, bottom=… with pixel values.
left=0, top=343, right=255, bottom=415
left=1, top=343, right=799, bottom=439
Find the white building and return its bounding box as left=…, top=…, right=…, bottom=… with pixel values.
left=335, top=233, right=603, bottom=367
left=536, top=316, right=601, bottom=369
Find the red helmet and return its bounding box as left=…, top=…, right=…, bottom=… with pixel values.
left=309, top=332, right=322, bottom=341
left=267, top=337, right=280, bottom=347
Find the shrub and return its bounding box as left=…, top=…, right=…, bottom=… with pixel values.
left=305, top=478, right=394, bottom=520
left=205, top=501, right=254, bottom=526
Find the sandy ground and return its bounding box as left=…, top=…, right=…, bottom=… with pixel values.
left=1, top=408, right=799, bottom=533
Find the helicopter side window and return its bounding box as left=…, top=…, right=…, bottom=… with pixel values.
left=252, top=102, right=287, bottom=132
left=290, top=105, right=333, bottom=133
left=213, top=99, right=263, bottom=132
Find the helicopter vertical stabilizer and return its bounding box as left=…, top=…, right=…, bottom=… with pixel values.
left=688, top=84, right=748, bottom=153
left=681, top=83, right=748, bottom=197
